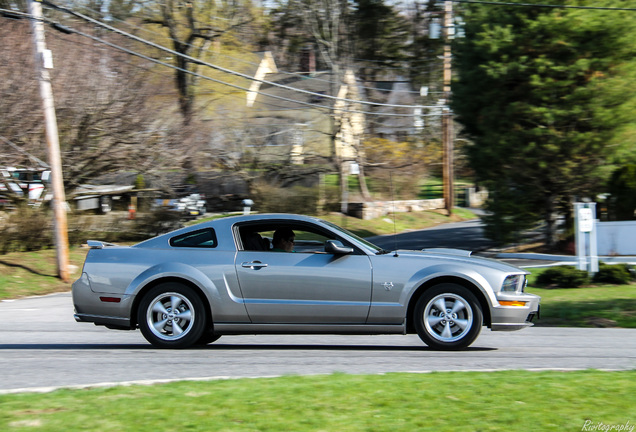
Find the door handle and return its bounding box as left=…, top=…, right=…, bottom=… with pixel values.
left=241, top=261, right=268, bottom=269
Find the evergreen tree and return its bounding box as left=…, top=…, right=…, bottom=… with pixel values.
left=352, top=0, right=409, bottom=81
left=452, top=0, right=636, bottom=246
left=607, top=164, right=636, bottom=221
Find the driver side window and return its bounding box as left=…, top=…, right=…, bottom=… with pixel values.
left=261, top=228, right=331, bottom=253
left=239, top=224, right=335, bottom=254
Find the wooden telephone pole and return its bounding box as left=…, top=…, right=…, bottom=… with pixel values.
left=442, top=0, right=454, bottom=215
left=28, top=0, right=70, bottom=282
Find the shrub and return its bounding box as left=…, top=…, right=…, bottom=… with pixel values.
left=0, top=206, right=53, bottom=253
left=593, top=262, right=635, bottom=285
left=134, top=174, right=146, bottom=190
left=535, top=266, right=590, bottom=288
left=133, top=209, right=183, bottom=238
left=251, top=182, right=319, bottom=214
left=65, top=211, right=144, bottom=245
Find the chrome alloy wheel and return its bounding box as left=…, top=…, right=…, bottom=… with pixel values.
left=423, top=293, right=474, bottom=343
left=146, top=292, right=196, bottom=341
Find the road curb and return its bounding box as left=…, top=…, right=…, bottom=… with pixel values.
left=497, top=252, right=636, bottom=266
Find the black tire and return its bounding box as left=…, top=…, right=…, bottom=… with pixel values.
left=414, top=283, right=483, bottom=350
left=196, top=330, right=221, bottom=346
left=138, top=283, right=207, bottom=349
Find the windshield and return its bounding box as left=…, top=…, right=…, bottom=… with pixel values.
left=321, top=220, right=383, bottom=254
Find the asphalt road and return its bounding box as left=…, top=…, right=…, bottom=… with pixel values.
left=368, top=218, right=497, bottom=252
left=2, top=292, right=635, bottom=394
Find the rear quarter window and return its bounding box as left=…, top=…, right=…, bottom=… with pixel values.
left=170, top=228, right=218, bottom=248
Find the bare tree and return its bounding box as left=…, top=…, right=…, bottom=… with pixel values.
left=139, top=0, right=256, bottom=124
left=296, top=0, right=375, bottom=205
left=0, top=18, right=51, bottom=166
left=0, top=0, right=26, bottom=13
left=0, top=17, right=192, bottom=190
left=299, top=0, right=352, bottom=79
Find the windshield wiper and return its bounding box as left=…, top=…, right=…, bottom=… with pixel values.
left=376, top=249, right=392, bottom=255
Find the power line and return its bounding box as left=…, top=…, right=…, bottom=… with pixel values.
left=39, top=0, right=443, bottom=112
left=43, top=19, right=427, bottom=116
left=0, top=7, right=30, bottom=18
left=3, top=5, right=444, bottom=98
left=64, top=4, right=267, bottom=67
left=0, top=135, right=50, bottom=167
left=32, top=12, right=436, bottom=118
left=3, top=4, right=444, bottom=118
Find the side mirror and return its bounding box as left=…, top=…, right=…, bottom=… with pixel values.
left=325, top=240, right=353, bottom=255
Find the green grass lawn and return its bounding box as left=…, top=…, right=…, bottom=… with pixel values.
left=0, top=247, right=88, bottom=299
left=319, top=208, right=475, bottom=238
left=526, top=268, right=636, bottom=328
left=1, top=371, right=634, bottom=431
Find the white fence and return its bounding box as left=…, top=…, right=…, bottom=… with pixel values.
left=596, top=220, right=636, bottom=256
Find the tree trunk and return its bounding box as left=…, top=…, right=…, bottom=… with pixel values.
left=357, top=161, right=371, bottom=200
left=544, top=194, right=557, bottom=249
left=175, top=44, right=193, bottom=125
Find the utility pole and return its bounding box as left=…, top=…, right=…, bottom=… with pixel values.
left=442, top=0, right=454, bottom=215
left=28, top=0, right=70, bottom=282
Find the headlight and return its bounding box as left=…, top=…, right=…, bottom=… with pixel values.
left=501, top=275, right=525, bottom=292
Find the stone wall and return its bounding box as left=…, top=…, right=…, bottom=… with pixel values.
left=466, top=187, right=488, bottom=208
left=348, top=199, right=445, bottom=220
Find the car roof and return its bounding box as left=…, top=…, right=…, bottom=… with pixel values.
left=133, top=213, right=328, bottom=250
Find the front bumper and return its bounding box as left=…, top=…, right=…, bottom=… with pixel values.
left=490, top=292, right=541, bottom=331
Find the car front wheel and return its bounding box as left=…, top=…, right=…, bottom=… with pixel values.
left=138, top=283, right=207, bottom=349
left=196, top=329, right=221, bottom=345
left=414, top=283, right=483, bottom=350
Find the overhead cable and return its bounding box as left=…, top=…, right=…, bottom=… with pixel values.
left=34, top=13, right=441, bottom=118
left=40, top=0, right=442, bottom=111
left=0, top=136, right=50, bottom=167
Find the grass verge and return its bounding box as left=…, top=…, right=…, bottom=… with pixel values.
left=1, top=371, right=634, bottom=431
left=526, top=267, right=636, bottom=328
left=0, top=248, right=88, bottom=300
left=527, top=285, right=636, bottom=328
left=319, top=208, right=475, bottom=238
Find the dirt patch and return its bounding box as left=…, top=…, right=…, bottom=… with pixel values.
left=584, top=317, right=618, bottom=328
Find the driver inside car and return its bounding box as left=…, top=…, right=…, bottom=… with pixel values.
left=271, top=227, right=295, bottom=252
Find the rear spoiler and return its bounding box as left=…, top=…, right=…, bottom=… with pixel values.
left=86, top=240, right=118, bottom=249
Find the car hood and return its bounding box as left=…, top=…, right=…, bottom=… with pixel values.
left=389, top=248, right=528, bottom=274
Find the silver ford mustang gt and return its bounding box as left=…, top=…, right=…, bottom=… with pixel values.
left=72, top=213, right=540, bottom=350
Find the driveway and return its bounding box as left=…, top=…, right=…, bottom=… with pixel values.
left=368, top=218, right=497, bottom=252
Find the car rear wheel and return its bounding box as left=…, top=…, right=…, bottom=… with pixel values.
left=414, top=283, right=483, bottom=350
left=138, top=283, right=207, bottom=349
